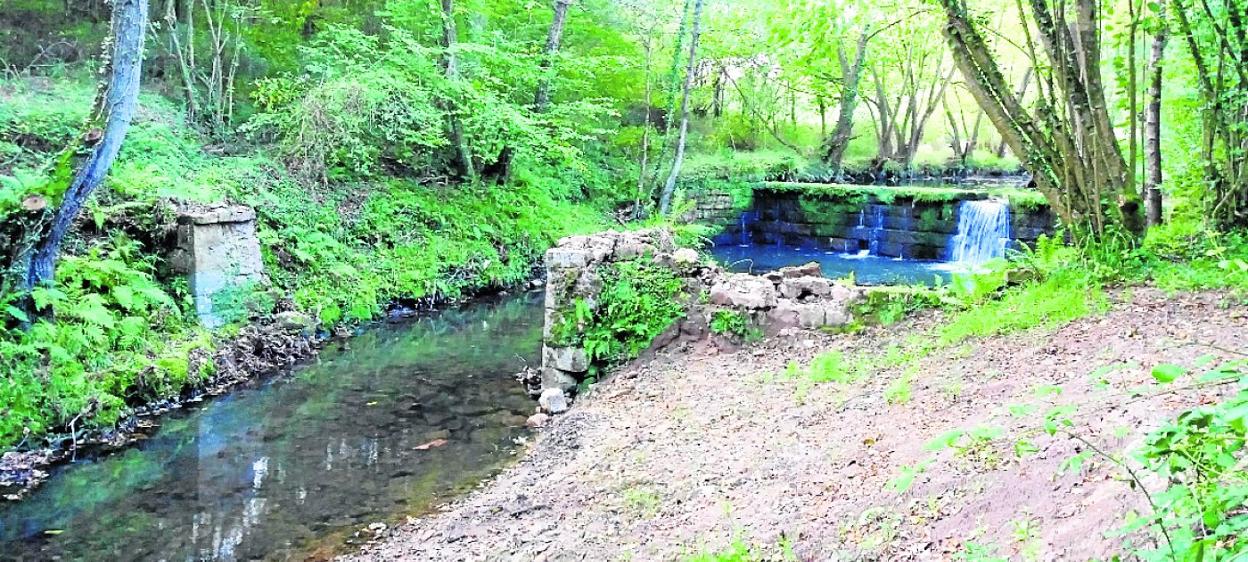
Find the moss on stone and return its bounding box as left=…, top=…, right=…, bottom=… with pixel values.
left=759, top=182, right=1051, bottom=214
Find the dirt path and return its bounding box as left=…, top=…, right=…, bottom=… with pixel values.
left=344, top=289, right=1247, bottom=562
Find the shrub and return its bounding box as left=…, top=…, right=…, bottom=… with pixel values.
left=579, top=260, right=688, bottom=364
left=709, top=309, right=761, bottom=341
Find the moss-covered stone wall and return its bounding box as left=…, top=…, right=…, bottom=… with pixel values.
left=711, top=183, right=1055, bottom=261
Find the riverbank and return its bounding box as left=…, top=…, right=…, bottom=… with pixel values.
left=0, top=292, right=546, bottom=561
left=0, top=311, right=320, bottom=500
left=344, top=288, right=1246, bottom=561
left=0, top=76, right=608, bottom=463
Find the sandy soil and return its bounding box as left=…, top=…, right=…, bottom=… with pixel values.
left=344, top=289, right=1247, bottom=562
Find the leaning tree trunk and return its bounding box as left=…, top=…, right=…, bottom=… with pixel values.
left=439, top=0, right=477, bottom=183
left=822, top=31, right=870, bottom=174
left=491, top=0, right=573, bottom=183
left=937, top=0, right=1143, bottom=237
left=657, top=0, right=704, bottom=216
left=1143, top=10, right=1168, bottom=228
left=995, top=67, right=1032, bottom=158
left=2, top=0, right=148, bottom=319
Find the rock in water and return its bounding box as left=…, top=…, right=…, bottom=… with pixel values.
left=539, top=388, right=569, bottom=414
left=526, top=413, right=551, bottom=428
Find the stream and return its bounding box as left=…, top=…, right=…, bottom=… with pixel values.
left=0, top=293, right=542, bottom=561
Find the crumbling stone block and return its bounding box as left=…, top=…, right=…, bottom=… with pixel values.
left=169, top=204, right=267, bottom=329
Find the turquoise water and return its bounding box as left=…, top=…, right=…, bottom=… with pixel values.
left=0, top=293, right=542, bottom=561
left=710, top=245, right=951, bottom=286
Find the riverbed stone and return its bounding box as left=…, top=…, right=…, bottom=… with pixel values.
left=541, top=367, right=578, bottom=393
left=709, top=274, right=778, bottom=310
left=526, top=413, right=551, bottom=428
left=778, top=262, right=823, bottom=278
left=539, top=388, right=569, bottom=414
left=797, top=304, right=827, bottom=328
left=273, top=311, right=316, bottom=335
left=673, top=248, right=700, bottom=266
left=545, top=346, right=589, bottom=373
left=780, top=276, right=833, bottom=300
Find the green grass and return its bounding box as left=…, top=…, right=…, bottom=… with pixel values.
left=1140, top=223, right=1248, bottom=295
left=683, top=540, right=763, bottom=562
left=938, top=271, right=1107, bottom=345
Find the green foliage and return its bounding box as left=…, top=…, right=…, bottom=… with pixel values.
left=1141, top=224, right=1248, bottom=295
left=786, top=350, right=860, bottom=384
left=884, top=370, right=914, bottom=404
left=709, top=309, right=761, bottom=341
left=578, top=260, right=688, bottom=365
left=253, top=178, right=603, bottom=326
left=0, top=238, right=208, bottom=447
left=246, top=22, right=617, bottom=184
left=684, top=540, right=761, bottom=562
left=938, top=270, right=1106, bottom=345
left=1125, top=360, right=1248, bottom=561
left=956, top=542, right=1008, bottom=562
left=762, top=182, right=1047, bottom=212
left=852, top=287, right=944, bottom=327
left=0, top=73, right=609, bottom=449
left=621, top=486, right=662, bottom=518
left=948, top=260, right=1009, bottom=303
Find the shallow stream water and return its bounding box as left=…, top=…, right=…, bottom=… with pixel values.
left=0, top=293, right=542, bottom=561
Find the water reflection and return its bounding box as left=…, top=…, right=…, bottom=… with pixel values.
left=0, top=293, right=542, bottom=561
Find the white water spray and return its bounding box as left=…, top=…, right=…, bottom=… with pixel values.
left=948, top=200, right=1011, bottom=265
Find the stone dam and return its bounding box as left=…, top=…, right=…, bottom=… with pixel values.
left=696, top=183, right=1056, bottom=262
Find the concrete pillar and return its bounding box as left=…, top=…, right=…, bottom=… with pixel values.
left=169, top=205, right=267, bottom=328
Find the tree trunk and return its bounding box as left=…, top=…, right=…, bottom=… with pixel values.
left=870, top=67, right=896, bottom=160
left=712, top=66, right=724, bottom=117
left=1172, top=0, right=1248, bottom=228
left=822, top=31, right=871, bottom=173
left=1144, top=9, right=1168, bottom=228
left=533, top=0, right=573, bottom=113
left=636, top=33, right=655, bottom=218
left=663, top=0, right=694, bottom=140
left=817, top=95, right=828, bottom=138
left=439, top=0, right=477, bottom=182
left=937, top=0, right=1143, bottom=237
left=658, top=0, right=704, bottom=216
left=489, top=0, right=572, bottom=184
left=995, top=67, right=1032, bottom=158
left=2, top=0, right=148, bottom=317
left=900, top=64, right=955, bottom=167
left=1127, top=0, right=1142, bottom=210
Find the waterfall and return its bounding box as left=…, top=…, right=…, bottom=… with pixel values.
left=948, top=200, right=1012, bottom=265
left=868, top=205, right=885, bottom=255
left=738, top=210, right=759, bottom=246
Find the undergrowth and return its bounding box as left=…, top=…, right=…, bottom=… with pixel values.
left=0, top=76, right=609, bottom=450
left=0, top=237, right=212, bottom=446
left=576, top=260, right=688, bottom=366
left=709, top=309, right=761, bottom=341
